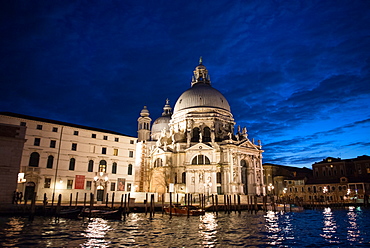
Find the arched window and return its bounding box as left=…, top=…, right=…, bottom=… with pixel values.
left=88, top=160, right=94, bottom=172
left=191, top=155, right=210, bottom=165
left=203, top=127, right=211, bottom=142
left=46, top=155, right=54, bottom=169
left=112, top=162, right=117, bottom=174
left=99, top=160, right=107, bottom=173
left=69, top=158, right=75, bottom=171
left=182, top=172, right=186, bottom=184
left=154, top=158, right=163, bottom=167
left=191, top=127, right=200, bottom=142
left=29, top=152, right=40, bottom=167
left=128, top=164, right=133, bottom=175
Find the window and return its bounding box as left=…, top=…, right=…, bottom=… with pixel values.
left=129, top=151, right=134, bottom=158
left=20, top=122, right=26, bottom=126
left=67, top=180, right=73, bottom=189
left=52, top=127, right=58, bottom=132
left=50, top=140, right=56, bottom=148
left=191, top=155, right=210, bottom=165
left=112, top=162, right=117, bottom=174
left=72, top=143, right=77, bottom=151
left=69, top=158, right=75, bottom=170
left=127, top=183, right=132, bottom=191
left=99, top=160, right=107, bottom=173
left=182, top=172, right=186, bottom=183
left=29, top=152, right=40, bottom=167
left=130, top=140, right=134, bottom=144
left=110, top=182, right=116, bottom=191
left=86, top=181, right=92, bottom=190
left=47, top=155, right=54, bottom=169
left=102, top=147, right=107, bottom=154
left=74, top=131, right=79, bottom=135
left=128, top=164, right=133, bottom=175
left=113, top=149, right=118, bottom=156
left=92, top=134, right=96, bottom=138
left=88, top=160, right=94, bottom=172
left=154, top=158, right=163, bottom=167
left=34, top=138, right=40, bottom=146
left=174, top=173, right=178, bottom=184
left=217, top=172, right=222, bottom=184
left=44, top=178, right=51, bottom=188
left=37, top=124, right=43, bottom=130
left=103, top=136, right=108, bottom=140
left=115, top=137, right=119, bottom=142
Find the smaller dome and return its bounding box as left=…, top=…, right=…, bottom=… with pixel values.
left=151, top=116, right=171, bottom=134
left=140, top=106, right=150, bottom=117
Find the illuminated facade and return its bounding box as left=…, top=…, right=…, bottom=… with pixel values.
left=0, top=112, right=137, bottom=203
left=136, top=59, right=265, bottom=196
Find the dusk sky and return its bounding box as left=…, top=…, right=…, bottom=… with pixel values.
left=1, top=1, right=369, bottom=168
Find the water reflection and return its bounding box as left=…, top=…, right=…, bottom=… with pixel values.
left=347, top=206, right=363, bottom=244
left=2, top=217, right=24, bottom=246
left=81, top=218, right=111, bottom=248
left=321, top=207, right=339, bottom=244
left=199, top=213, right=218, bottom=247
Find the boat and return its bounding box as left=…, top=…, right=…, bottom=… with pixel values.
left=57, top=208, right=82, bottom=219
left=164, top=205, right=205, bottom=216
left=268, top=204, right=304, bottom=212
left=81, top=208, right=123, bottom=219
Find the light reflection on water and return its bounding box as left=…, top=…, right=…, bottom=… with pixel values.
left=0, top=208, right=369, bottom=247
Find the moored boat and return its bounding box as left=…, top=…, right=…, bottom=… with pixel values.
left=164, top=205, right=205, bottom=216
left=81, top=208, right=123, bottom=219
left=57, top=208, right=82, bottom=219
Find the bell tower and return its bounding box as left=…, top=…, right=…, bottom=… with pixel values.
left=137, top=106, right=152, bottom=142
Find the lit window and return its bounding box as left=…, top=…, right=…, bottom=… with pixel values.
left=114, top=149, right=118, bottom=156
left=67, top=180, right=73, bottom=189
left=86, top=181, right=92, bottom=190
left=99, top=160, right=107, bottom=172
left=44, top=178, right=51, bottom=188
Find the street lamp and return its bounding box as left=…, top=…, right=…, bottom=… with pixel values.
left=323, top=186, right=328, bottom=203
left=267, top=183, right=274, bottom=196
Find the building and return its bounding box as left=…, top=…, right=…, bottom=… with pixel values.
left=0, top=112, right=137, bottom=203
left=0, top=123, right=26, bottom=206
left=135, top=58, right=265, bottom=196
left=263, top=163, right=312, bottom=197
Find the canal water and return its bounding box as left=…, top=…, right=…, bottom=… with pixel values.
left=0, top=207, right=369, bottom=247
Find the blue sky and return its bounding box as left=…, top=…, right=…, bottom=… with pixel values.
left=1, top=0, right=369, bottom=168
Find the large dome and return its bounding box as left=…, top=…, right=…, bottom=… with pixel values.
left=173, top=83, right=231, bottom=113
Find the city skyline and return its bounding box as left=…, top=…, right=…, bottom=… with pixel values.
left=1, top=1, right=369, bottom=168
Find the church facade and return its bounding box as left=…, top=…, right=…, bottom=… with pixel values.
left=136, top=59, right=265, bottom=196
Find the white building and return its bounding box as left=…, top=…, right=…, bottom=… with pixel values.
left=136, top=59, right=265, bottom=196
left=0, top=112, right=137, bottom=203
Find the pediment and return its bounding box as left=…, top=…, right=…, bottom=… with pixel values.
left=237, top=139, right=259, bottom=149
left=185, top=143, right=214, bottom=151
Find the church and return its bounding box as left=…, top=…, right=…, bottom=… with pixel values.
left=136, top=58, right=265, bottom=196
